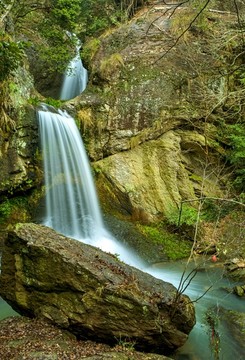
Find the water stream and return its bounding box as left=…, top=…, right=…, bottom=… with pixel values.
left=147, top=259, right=245, bottom=359
left=0, top=298, right=18, bottom=320
left=38, top=106, right=103, bottom=239
left=1, top=38, right=244, bottom=360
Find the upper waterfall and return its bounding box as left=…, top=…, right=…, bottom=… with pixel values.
left=60, top=35, right=88, bottom=100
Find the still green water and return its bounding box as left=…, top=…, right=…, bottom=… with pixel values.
left=0, top=297, right=18, bottom=320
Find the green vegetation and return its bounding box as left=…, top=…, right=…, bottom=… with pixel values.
left=50, top=0, right=82, bottom=32
left=167, top=204, right=198, bottom=227
left=167, top=198, right=243, bottom=230
left=81, top=38, right=101, bottom=66
left=99, top=53, right=124, bottom=80
left=114, top=335, right=136, bottom=351
left=0, top=1, right=152, bottom=80
left=226, top=123, right=245, bottom=191
left=0, top=36, right=26, bottom=81
left=45, top=97, right=63, bottom=108
left=0, top=197, right=30, bottom=224
left=28, top=97, right=42, bottom=106
left=137, top=224, right=192, bottom=260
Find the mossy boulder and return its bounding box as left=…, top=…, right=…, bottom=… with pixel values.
left=94, top=131, right=223, bottom=223
left=225, top=258, right=245, bottom=281
left=0, top=223, right=195, bottom=355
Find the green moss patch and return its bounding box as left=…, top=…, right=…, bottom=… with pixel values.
left=136, top=224, right=192, bottom=261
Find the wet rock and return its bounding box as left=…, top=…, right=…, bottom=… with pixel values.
left=233, top=285, right=245, bottom=297
left=76, top=7, right=229, bottom=221
left=224, top=258, right=245, bottom=280
left=0, top=223, right=195, bottom=355
left=94, top=129, right=224, bottom=222
left=0, top=68, right=40, bottom=197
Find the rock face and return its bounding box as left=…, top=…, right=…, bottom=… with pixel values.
left=72, top=5, right=231, bottom=222
left=0, top=65, right=42, bottom=247
left=0, top=66, right=40, bottom=197
left=0, top=223, right=195, bottom=355
left=94, top=131, right=215, bottom=221
left=0, top=5, right=240, bottom=248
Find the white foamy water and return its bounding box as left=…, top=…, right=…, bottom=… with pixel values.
left=38, top=106, right=102, bottom=238
left=60, top=51, right=87, bottom=100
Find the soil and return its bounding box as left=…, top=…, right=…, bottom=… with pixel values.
left=0, top=316, right=172, bottom=360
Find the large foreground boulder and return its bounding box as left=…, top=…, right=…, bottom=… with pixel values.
left=0, top=223, right=195, bottom=355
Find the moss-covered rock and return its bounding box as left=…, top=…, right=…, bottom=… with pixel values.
left=0, top=223, right=196, bottom=355
left=94, top=131, right=223, bottom=223
left=0, top=64, right=43, bottom=245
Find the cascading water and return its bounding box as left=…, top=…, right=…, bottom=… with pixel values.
left=38, top=105, right=103, bottom=240
left=23, top=105, right=245, bottom=359
left=37, top=105, right=144, bottom=268
left=60, top=38, right=88, bottom=100
left=36, top=32, right=143, bottom=268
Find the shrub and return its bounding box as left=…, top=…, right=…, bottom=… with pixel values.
left=227, top=123, right=245, bottom=191
left=0, top=36, right=25, bottom=81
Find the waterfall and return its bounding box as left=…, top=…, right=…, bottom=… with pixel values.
left=38, top=105, right=144, bottom=267
left=60, top=42, right=88, bottom=100
left=37, top=31, right=144, bottom=265
left=38, top=105, right=103, bottom=240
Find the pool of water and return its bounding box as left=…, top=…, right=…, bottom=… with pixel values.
left=0, top=297, right=18, bottom=320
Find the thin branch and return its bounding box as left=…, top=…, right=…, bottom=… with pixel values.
left=233, top=0, right=245, bottom=45
left=178, top=268, right=199, bottom=294
left=154, top=0, right=212, bottom=64
left=146, top=0, right=189, bottom=35
left=186, top=284, right=213, bottom=304
left=180, top=197, right=245, bottom=208
left=0, top=0, right=16, bottom=25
